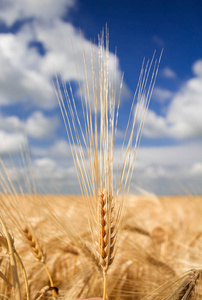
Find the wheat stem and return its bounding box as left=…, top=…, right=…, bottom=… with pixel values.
left=0, top=214, right=21, bottom=300
left=14, top=250, right=30, bottom=300
left=103, top=272, right=107, bottom=300
left=43, top=263, right=57, bottom=298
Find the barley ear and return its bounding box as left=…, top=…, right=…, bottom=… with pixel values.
left=174, top=269, right=201, bottom=300
left=22, top=225, right=57, bottom=298
left=0, top=214, right=21, bottom=300
left=22, top=225, right=45, bottom=263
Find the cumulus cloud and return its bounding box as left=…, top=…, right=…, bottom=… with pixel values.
left=191, top=162, right=202, bottom=176
left=35, top=19, right=130, bottom=104
left=144, top=59, right=202, bottom=139
left=161, top=67, right=177, bottom=79
left=31, top=140, right=72, bottom=158
left=132, top=141, right=202, bottom=194
left=0, top=114, right=23, bottom=132
left=29, top=141, right=202, bottom=194
left=0, top=0, right=75, bottom=26
left=137, top=142, right=202, bottom=169
left=0, top=131, right=26, bottom=155
left=0, top=3, right=130, bottom=111
left=153, top=87, right=174, bottom=103
left=0, top=1, right=200, bottom=195
left=48, top=140, right=70, bottom=157
left=25, top=111, right=59, bottom=139
left=192, top=60, right=202, bottom=77
left=152, top=36, right=164, bottom=47
left=0, top=112, right=59, bottom=140
left=34, top=157, right=56, bottom=172
left=0, top=32, right=56, bottom=109
left=141, top=110, right=169, bottom=138
left=31, top=155, right=78, bottom=193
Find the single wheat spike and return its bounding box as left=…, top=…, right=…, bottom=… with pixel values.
left=96, top=190, right=116, bottom=299
left=97, top=190, right=115, bottom=272
left=22, top=225, right=57, bottom=298
left=23, top=226, right=45, bottom=262
left=54, top=26, right=161, bottom=300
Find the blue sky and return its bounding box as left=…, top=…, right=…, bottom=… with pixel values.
left=0, top=0, right=201, bottom=195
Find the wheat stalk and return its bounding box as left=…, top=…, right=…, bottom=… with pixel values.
left=0, top=214, right=21, bottom=300
left=1, top=224, right=30, bottom=300
left=54, top=26, right=161, bottom=299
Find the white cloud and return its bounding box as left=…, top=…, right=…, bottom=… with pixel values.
left=0, top=0, right=75, bottom=26
left=31, top=139, right=72, bottom=158
left=29, top=140, right=202, bottom=194
left=0, top=1, right=200, bottom=195
left=0, top=115, right=23, bottom=131
left=161, top=67, right=177, bottom=79
left=153, top=87, right=174, bottom=103
left=167, top=74, right=202, bottom=139
left=144, top=59, right=202, bottom=139
left=0, top=131, right=26, bottom=155
left=0, top=17, right=130, bottom=111
left=192, top=60, right=202, bottom=77
left=25, top=111, right=59, bottom=139
left=0, top=112, right=59, bottom=139
left=152, top=36, right=164, bottom=47
left=32, top=156, right=77, bottom=192
left=0, top=132, right=200, bottom=194
left=142, top=110, right=169, bottom=138
left=49, top=140, right=70, bottom=157
left=191, top=162, right=202, bottom=176
left=34, top=157, right=56, bottom=170
left=35, top=19, right=131, bottom=103
left=137, top=142, right=202, bottom=168
left=0, top=32, right=56, bottom=109
left=132, top=141, right=202, bottom=194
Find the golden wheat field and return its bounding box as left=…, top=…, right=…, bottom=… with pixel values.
left=1, top=193, right=202, bottom=299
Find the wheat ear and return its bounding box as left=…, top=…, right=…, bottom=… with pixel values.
left=22, top=226, right=45, bottom=262
left=22, top=225, right=57, bottom=298
left=54, top=26, right=161, bottom=300
left=143, top=269, right=201, bottom=300
left=173, top=269, right=201, bottom=300
left=97, top=190, right=116, bottom=299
